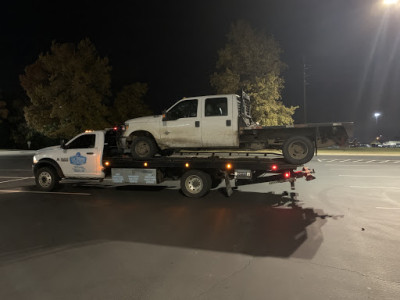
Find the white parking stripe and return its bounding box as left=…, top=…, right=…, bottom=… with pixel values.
left=0, top=177, right=32, bottom=184
left=0, top=176, right=34, bottom=179
left=378, top=160, right=391, bottom=164
left=349, top=185, right=400, bottom=190
left=0, top=189, right=91, bottom=196
left=365, top=160, right=377, bottom=163
left=376, top=207, right=400, bottom=210
left=341, top=175, right=400, bottom=178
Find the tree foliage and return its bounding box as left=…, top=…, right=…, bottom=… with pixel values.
left=20, top=38, right=112, bottom=138
left=210, top=21, right=297, bottom=125
left=112, top=83, right=152, bottom=123
left=0, top=100, right=8, bottom=123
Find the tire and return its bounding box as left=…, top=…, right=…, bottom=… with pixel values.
left=35, top=167, right=59, bottom=191
left=282, top=136, right=315, bottom=165
left=131, top=136, right=158, bottom=159
left=180, top=170, right=211, bottom=198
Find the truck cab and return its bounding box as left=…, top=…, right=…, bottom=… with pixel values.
left=33, top=131, right=107, bottom=190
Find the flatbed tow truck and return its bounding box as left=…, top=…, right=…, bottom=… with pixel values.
left=33, top=129, right=315, bottom=198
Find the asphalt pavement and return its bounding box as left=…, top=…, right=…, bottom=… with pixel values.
left=0, top=153, right=399, bottom=299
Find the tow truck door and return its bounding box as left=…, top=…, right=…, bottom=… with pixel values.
left=60, top=132, right=104, bottom=178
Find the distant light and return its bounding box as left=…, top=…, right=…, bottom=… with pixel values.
left=143, top=162, right=148, bottom=167
left=374, top=112, right=381, bottom=118
left=185, top=162, right=190, bottom=168
left=104, top=161, right=110, bottom=167
left=226, top=163, right=232, bottom=170
left=383, top=0, right=398, bottom=4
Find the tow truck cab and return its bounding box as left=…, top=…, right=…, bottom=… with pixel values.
left=33, top=131, right=112, bottom=186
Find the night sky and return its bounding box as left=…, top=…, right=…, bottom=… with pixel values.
left=2, top=0, right=400, bottom=142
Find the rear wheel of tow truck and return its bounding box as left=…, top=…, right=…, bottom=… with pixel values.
left=181, top=170, right=211, bottom=198
left=131, top=136, right=158, bottom=159
left=282, top=136, right=315, bottom=165
left=35, top=167, right=59, bottom=192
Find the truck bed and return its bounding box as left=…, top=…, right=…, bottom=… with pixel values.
left=240, top=122, right=353, bottom=148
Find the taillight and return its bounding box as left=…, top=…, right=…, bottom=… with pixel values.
left=284, top=172, right=291, bottom=179
left=271, top=164, right=278, bottom=171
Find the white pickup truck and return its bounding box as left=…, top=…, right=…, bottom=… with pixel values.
left=122, top=92, right=353, bottom=164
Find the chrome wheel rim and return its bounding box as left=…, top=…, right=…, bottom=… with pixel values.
left=39, top=171, right=52, bottom=188
left=185, top=175, right=203, bottom=194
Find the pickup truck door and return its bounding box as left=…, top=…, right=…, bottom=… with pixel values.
left=201, top=97, right=237, bottom=147
left=161, top=99, right=202, bottom=148
left=60, top=133, right=103, bottom=178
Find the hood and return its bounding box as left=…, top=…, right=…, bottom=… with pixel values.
left=35, top=145, right=61, bottom=154
left=125, top=115, right=162, bottom=123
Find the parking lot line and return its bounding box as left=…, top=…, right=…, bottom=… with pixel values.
left=349, top=185, right=400, bottom=190
left=376, top=207, right=400, bottom=210
left=0, top=189, right=91, bottom=196
left=340, top=175, right=400, bottom=178
left=0, top=176, right=34, bottom=179
left=0, top=177, right=33, bottom=184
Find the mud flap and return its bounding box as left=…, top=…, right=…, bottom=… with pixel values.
left=224, top=171, right=233, bottom=197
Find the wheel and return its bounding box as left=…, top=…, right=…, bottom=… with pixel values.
left=35, top=167, right=59, bottom=191
left=180, top=170, right=211, bottom=198
left=131, top=136, right=158, bottom=159
left=282, top=136, right=315, bottom=165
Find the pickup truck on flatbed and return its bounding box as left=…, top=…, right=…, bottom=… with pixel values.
left=122, top=92, right=353, bottom=165
left=33, top=129, right=315, bottom=197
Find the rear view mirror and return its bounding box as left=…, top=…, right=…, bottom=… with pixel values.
left=162, top=110, right=168, bottom=121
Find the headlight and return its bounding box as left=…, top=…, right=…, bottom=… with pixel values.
left=33, top=156, right=38, bottom=164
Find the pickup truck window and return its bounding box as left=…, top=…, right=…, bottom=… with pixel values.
left=168, top=99, right=198, bottom=120
left=67, top=134, right=96, bottom=149
left=205, top=97, right=227, bottom=116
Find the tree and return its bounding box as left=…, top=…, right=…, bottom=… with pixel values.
left=20, top=38, right=111, bottom=138
left=112, top=83, right=152, bottom=123
left=210, top=21, right=297, bottom=125
left=0, top=101, right=8, bottom=123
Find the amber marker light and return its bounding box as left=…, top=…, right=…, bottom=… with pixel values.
left=226, top=163, right=232, bottom=170
left=104, top=161, right=110, bottom=167
left=144, top=162, right=148, bottom=167
left=185, top=163, right=190, bottom=168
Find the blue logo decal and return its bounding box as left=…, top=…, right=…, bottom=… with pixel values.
left=70, top=152, right=87, bottom=165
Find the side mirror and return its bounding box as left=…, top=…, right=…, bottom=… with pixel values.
left=60, top=140, right=66, bottom=149
left=162, top=110, right=168, bottom=121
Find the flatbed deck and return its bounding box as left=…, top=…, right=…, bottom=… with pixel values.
left=103, top=152, right=299, bottom=172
